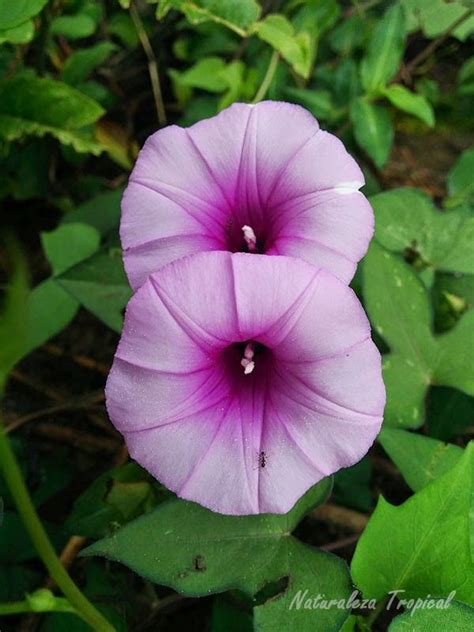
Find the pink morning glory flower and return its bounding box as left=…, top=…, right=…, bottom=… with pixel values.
left=106, top=251, right=385, bottom=515
left=121, top=101, right=374, bottom=291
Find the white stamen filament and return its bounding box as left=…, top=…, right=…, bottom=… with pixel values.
left=242, top=225, right=257, bottom=252
left=240, top=342, right=255, bottom=375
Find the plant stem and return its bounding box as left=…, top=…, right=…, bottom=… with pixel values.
left=130, top=2, right=167, bottom=127
left=396, top=9, right=474, bottom=82
left=0, top=422, right=115, bottom=632
left=0, top=598, right=74, bottom=616
left=252, top=51, right=280, bottom=103
left=365, top=596, right=388, bottom=628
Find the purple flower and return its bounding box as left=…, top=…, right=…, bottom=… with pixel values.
left=121, top=101, right=374, bottom=291
left=106, top=252, right=385, bottom=515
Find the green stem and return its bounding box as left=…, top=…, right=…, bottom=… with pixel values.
left=365, top=596, right=388, bottom=628
left=0, top=422, right=115, bottom=632
left=252, top=51, right=280, bottom=103
left=0, top=599, right=73, bottom=616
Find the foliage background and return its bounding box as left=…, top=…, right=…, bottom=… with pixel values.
left=0, top=0, right=473, bottom=630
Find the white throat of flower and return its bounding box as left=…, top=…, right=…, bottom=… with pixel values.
left=240, top=342, right=255, bottom=375
left=242, top=225, right=257, bottom=252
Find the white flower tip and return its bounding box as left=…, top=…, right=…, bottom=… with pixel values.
left=242, top=225, right=257, bottom=252
left=333, top=181, right=363, bottom=195
left=241, top=358, right=255, bottom=374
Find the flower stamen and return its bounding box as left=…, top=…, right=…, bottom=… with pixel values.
left=240, top=341, right=255, bottom=375
left=242, top=225, right=257, bottom=252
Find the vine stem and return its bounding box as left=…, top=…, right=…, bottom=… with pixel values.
left=0, top=421, right=115, bottom=632
left=252, top=51, right=280, bottom=103
left=365, top=596, right=389, bottom=628
left=130, top=2, right=167, bottom=127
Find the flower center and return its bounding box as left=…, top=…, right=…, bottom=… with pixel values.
left=241, top=225, right=257, bottom=253
left=225, top=218, right=269, bottom=253
left=240, top=341, right=255, bottom=375
left=221, top=340, right=270, bottom=385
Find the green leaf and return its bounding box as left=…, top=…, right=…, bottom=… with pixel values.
left=56, top=246, right=131, bottom=332
left=17, top=224, right=100, bottom=359
left=351, top=443, right=474, bottom=604
left=61, top=189, right=123, bottom=237
left=41, top=223, right=101, bottom=276
left=364, top=242, right=434, bottom=362
left=379, top=428, right=463, bottom=491
left=363, top=243, right=474, bottom=427
left=252, top=14, right=312, bottom=79
left=82, top=478, right=334, bottom=597
left=350, top=99, right=393, bottom=168
left=446, top=147, right=474, bottom=207
left=371, top=188, right=474, bottom=274
left=382, top=84, right=435, bottom=127
left=381, top=354, right=427, bottom=428
left=434, top=310, right=474, bottom=393
left=0, top=76, right=104, bottom=154
left=22, top=279, right=79, bottom=358
left=51, top=14, right=96, bottom=40
left=389, top=600, right=474, bottom=630
left=66, top=463, right=164, bottom=538
left=330, top=15, right=368, bottom=55
left=62, top=42, right=118, bottom=86
left=157, top=0, right=261, bottom=36
left=0, top=19, right=34, bottom=44
left=170, top=57, right=229, bottom=93
left=360, top=4, right=406, bottom=93
left=253, top=542, right=351, bottom=631
left=285, top=87, right=334, bottom=121
left=402, top=0, right=474, bottom=41
left=0, top=0, right=47, bottom=30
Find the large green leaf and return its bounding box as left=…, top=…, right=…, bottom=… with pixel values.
left=252, top=14, right=312, bottom=79
left=351, top=443, right=474, bottom=604
left=360, top=4, right=406, bottom=93
left=0, top=0, right=47, bottom=30
left=389, top=601, right=474, bottom=631
left=57, top=246, right=132, bottom=332
left=382, top=84, right=435, bottom=127
left=0, top=76, right=104, bottom=154
left=82, top=479, right=337, bottom=598
left=379, top=428, right=463, bottom=491
left=19, top=224, right=100, bottom=359
left=371, top=188, right=474, bottom=274
left=253, top=542, right=351, bottom=631
left=350, top=99, right=393, bottom=168
left=364, top=243, right=474, bottom=427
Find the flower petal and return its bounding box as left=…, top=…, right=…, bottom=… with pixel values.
left=106, top=252, right=385, bottom=515
left=121, top=101, right=371, bottom=289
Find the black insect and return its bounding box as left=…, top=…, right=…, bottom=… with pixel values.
left=257, top=450, right=267, bottom=469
